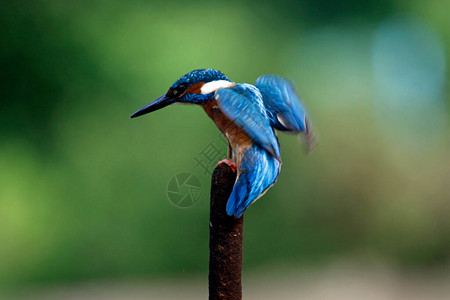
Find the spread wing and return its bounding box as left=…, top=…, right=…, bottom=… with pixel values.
left=255, top=74, right=310, bottom=132
left=255, top=74, right=316, bottom=151
left=215, top=84, right=280, bottom=159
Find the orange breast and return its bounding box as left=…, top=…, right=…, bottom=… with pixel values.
left=202, top=100, right=252, bottom=164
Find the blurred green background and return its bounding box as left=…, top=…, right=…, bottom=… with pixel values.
left=1, top=0, right=449, bottom=298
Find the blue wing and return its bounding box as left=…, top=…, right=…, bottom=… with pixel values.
left=215, top=84, right=280, bottom=159
left=255, top=74, right=310, bottom=133
left=226, top=143, right=281, bottom=218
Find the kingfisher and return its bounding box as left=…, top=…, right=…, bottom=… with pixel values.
left=131, top=69, right=313, bottom=218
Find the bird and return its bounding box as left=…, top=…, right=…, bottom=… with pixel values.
left=131, top=69, right=313, bottom=218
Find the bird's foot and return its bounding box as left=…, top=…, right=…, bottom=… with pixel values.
left=217, top=159, right=237, bottom=173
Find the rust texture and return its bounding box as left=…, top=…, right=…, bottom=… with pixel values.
left=209, top=163, right=242, bottom=300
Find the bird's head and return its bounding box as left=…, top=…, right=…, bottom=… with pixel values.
left=130, top=69, right=234, bottom=118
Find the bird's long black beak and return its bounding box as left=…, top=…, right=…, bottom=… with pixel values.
left=130, top=94, right=175, bottom=118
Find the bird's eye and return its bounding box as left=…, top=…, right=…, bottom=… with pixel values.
left=172, top=84, right=187, bottom=97
left=177, top=85, right=187, bottom=92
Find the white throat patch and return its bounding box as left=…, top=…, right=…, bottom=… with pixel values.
left=201, top=80, right=235, bottom=94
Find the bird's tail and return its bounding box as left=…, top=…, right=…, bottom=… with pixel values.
left=226, top=145, right=281, bottom=218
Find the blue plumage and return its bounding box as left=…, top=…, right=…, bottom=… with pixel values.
left=215, top=84, right=281, bottom=159
left=170, top=69, right=232, bottom=90
left=256, top=74, right=308, bottom=132
left=131, top=69, right=314, bottom=218
left=226, top=143, right=281, bottom=218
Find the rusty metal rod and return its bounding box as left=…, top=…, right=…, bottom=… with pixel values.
left=209, top=163, right=242, bottom=300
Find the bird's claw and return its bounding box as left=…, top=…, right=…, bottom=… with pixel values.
left=217, top=159, right=237, bottom=173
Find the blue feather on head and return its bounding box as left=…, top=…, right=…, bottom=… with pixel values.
left=170, top=69, right=231, bottom=90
